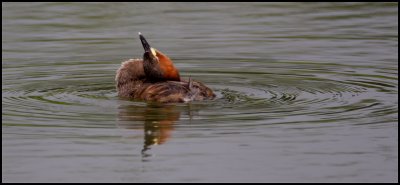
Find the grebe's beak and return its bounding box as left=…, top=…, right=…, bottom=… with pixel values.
left=139, top=32, right=151, bottom=53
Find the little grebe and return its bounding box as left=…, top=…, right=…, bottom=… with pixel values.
left=116, top=33, right=215, bottom=103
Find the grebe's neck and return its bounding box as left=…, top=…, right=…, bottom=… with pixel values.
left=143, top=48, right=180, bottom=82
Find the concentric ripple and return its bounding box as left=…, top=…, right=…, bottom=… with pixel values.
left=3, top=58, right=397, bottom=131
left=2, top=62, right=119, bottom=128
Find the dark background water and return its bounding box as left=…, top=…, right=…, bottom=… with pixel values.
left=2, top=2, right=398, bottom=182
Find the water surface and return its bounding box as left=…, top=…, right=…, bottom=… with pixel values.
left=2, top=2, right=398, bottom=182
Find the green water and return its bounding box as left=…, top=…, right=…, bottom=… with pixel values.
left=2, top=2, right=398, bottom=182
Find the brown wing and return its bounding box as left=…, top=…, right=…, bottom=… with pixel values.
left=138, top=80, right=215, bottom=103
left=137, top=81, right=191, bottom=103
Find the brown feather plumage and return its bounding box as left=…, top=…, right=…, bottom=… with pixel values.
left=116, top=33, right=215, bottom=103
left=116, top=59, right=215, bottom=103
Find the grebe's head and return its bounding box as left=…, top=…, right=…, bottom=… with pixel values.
left=139, top=32, right=180, bottom=82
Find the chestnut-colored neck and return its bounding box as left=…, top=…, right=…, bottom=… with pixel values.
left=155, top=50, right=180, bottom=81
left=142, top=49, right=181, bottom=82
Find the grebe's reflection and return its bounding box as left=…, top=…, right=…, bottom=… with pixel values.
left=117, top=102, right=182, bottom=159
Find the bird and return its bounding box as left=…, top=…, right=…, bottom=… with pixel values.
left=115, top=32, right=215, bottom=103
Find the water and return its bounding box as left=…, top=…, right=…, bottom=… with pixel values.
left=2, top=2, right=398, bottom=182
